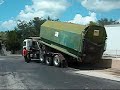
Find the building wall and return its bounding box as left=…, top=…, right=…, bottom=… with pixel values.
left=104, top=25, right=120, bottom=56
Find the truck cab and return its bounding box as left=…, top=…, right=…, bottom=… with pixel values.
left=23, top=39, right=32, bottom=50
left=23, top=37, right=40, bottom=62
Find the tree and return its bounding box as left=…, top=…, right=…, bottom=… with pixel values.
left=0, top=31, right=7, bottom=44
left=47, top=16, right=59, bottom=21
left=98, top=18, right=119, bottom=26
left=32, top=17, right=46, bottom=36
left=89, top=21, right=98, bottom=26
left=6, top=30, right=21, bottom=54
left=4, top=17, right=59, bottom=53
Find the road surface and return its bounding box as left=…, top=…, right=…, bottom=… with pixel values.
left=0, top=55, right=120, bottom=89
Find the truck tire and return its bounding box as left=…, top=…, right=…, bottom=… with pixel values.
left=53, top=55, right=61, bottom=67
left=40, top=53, right=45, bottom=63
left=45, top=56, right=53, bottom=66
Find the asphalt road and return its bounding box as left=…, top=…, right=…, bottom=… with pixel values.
left=0, top=55, right=120, bottom=89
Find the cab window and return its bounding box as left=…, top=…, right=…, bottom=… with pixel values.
left=23, top=41, right=26, bottom=46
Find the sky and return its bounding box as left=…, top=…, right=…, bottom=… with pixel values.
left=0, top=0, right=120, bottom=31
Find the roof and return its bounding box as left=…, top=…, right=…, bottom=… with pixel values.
left=105, top=24, right=120, bottom=27
left=41, top=21, right=87, bottom=34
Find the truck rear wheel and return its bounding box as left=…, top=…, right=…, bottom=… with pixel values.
left=45, top=56, right=53, bottom=66
left=53, top=55, right=61, bottom=67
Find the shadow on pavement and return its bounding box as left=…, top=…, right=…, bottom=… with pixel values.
left=23, top=58, right=113, bottom=71
left=29, top=60, right=41, bottom=63
left=68, top=59, right=112, bottom=70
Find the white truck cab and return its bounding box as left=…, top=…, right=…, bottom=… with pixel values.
left=23, top=37, right=41, bottom=62
left=23, top=39, right=32, bottom=51
left=23, top=37, right=40, bottom=50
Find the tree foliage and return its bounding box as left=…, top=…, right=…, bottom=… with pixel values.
left=98, top=18, right=119, bottom=26
left=89, top=21, right=98, bottom=26
left=4, top=17, right=58, bottom=53
left=6, top=30, right=21, bottom=53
